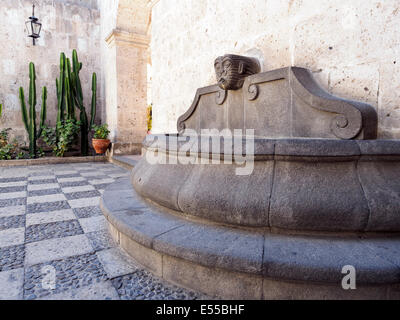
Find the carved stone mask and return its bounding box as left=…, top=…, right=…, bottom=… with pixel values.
left=214, top=54, right=260, bottom=90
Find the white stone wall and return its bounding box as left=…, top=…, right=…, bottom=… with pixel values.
left=99, top=0, right=151, bottom=154
left=150, top=0, right=400, bottom=138
left=0, top=0, right=103, bottom=143
left=99, top=0, right=118, bottom=141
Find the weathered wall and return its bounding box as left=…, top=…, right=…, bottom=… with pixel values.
left=99, top=0, right=118, bottom=142
left=151, top=0, right=400, bottom=139
left=100, top=0, right=152, bottom=154
left=0, top=0, right=103, bottom=143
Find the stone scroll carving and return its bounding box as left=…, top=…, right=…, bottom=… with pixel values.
left=289, top=68, right=377, bottom=140
left=177, top=55, right=378, bottom=140
left=177, top=85, right=227, bottom=133
left=243, top=67, right=378, bottom=139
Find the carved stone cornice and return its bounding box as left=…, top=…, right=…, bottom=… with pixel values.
left=147, top=0, right=161, bottom=8
left=105, top=29, right=150, bottom=49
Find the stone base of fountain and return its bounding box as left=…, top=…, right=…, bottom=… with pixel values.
left=101, top=174, right=400, bottom=299
left=101, top=58, right=400, bottom=299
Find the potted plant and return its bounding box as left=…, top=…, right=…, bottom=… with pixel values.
left=146, top=104, right=152, bottom=134
left=91, top=124, right=110, bottom=154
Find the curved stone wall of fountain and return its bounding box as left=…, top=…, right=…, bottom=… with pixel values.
left=101, top=55, right=400, bottom=299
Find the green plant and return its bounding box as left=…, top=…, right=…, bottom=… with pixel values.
left=92, top=124, right=110, bottom=139
left=69, top=49, right=96, bottom=156
left=0, top=144, right=15, bottom=160
left=19, top=62, right=47, bottom=158
left=0, top=128, right=11, bottom=148
left=0, top=103, right=2, bottom=118
left=56, top=52, right=76, bottom=125
left=41, top=119, right=80, bottom=157
left=0, top=128, right=27, bottom=160
left=16, top=151, right=26, bottom=160
left=147, top=104, right=152, bottom=132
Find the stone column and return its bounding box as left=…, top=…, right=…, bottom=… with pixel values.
left=105, top=29, right=149, bottom=155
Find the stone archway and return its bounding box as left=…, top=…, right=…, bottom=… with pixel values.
left=103, top=0, right=155, bottom=155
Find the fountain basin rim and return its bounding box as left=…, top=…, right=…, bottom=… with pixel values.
left=143, top=134, right=400, bottom=159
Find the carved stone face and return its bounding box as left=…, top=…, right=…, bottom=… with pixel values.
left=214, top=54, right=260, bottom=90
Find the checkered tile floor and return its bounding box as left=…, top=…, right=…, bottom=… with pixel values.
left=0, top=162, right=204, bottom=300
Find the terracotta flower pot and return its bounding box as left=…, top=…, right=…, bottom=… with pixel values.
left=92, top=139, right=110, bottom=154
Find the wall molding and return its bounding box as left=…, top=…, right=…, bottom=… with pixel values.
left=105, top=29, right=150, bottom=49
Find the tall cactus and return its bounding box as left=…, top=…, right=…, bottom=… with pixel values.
left=19, top=62, right=47, bottom=157
left=56, top=53, right=66, bottom=125
left=56, top=53, right=76, bottom=127
left=65, top=58, right=75, bottom=121
left=70, top=49, right=96, bottom=156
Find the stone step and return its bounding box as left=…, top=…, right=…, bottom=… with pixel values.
left=110, top=155, right=141, bottom=170
left=100, top=177, right=400, bottom=299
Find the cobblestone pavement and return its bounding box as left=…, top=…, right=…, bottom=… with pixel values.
left=0, top=162, right=206, bottom=300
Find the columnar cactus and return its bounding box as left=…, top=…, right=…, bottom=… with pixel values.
left=19, top=62, right=47, bottom=157
left=56, top=53, right=66, bottom=125
left=70, top=49, right=96, bottom=156
left=56, top=53, right=76, bottom=126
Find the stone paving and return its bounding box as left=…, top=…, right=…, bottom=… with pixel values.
left=0, top=162, right=206, bottom=300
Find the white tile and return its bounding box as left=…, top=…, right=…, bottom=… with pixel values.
left=68, top=197, right=100, bottom=208
left=88, top=178, right=114, bottom=185
left=0, top=191, right=27, bottom=200
left=0, top=181, right=27, bottom=188
left=27, top=167, right=49, bottom=172
left=26, top=209, right=76, bottom=226
left=37, top=281, right=119, bottom=300
left=28, top=175, right=56, bottom=181
left=108, top=173, right=128, bottom=178
left=0, top=169, right=30, bottom=178
left=0, top=206, right=25, bottom=217
left=0, top=228, right=25, bottom=248
left=95, top=164, right=115, bottom=169
left=25, top=234, right=93, bottom=265
left=27, top=183, right=59, bottom=191
left=0, top=268, right=24, bottom=300
left=79, top=216, right=106, bottom=233
left=96, top=248, right=137, bottom=279
left=56, top=170, right=78, bottom=175
left=57, top=177, right=86, bottom=183
left=27, top=193, right=66, bottom=204
left=80, top=171, right=102, bottom=177
left=62, top=185, right=95, bottom=193
left=72, top=165, right=93, bottom=170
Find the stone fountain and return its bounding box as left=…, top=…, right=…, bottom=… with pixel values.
left=101, top=54, right=400, bottom=299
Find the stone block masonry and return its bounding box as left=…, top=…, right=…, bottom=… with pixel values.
left=0, top=0, right=104, bottom=145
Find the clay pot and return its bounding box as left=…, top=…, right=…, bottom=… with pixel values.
left=92, top=139, right=110, bottom=154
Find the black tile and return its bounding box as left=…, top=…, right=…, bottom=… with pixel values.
left=27, top=201, right=70, bottom=214
left=28, top=189, right=63, bottom=197
left=0, top=215, right=25, bottom=231
left=65, top=190, right=101, bottom=200
left=72, top=206, right=102, bottom=219
left=0, top=244, right=25, bottom=272
left=0, top=198, right=26, bottom=208
left=0, top=186, right=27, bottom=193
left=25, top=220, right=83, bottom=243
left=24, top=252, right=108, bottom=299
